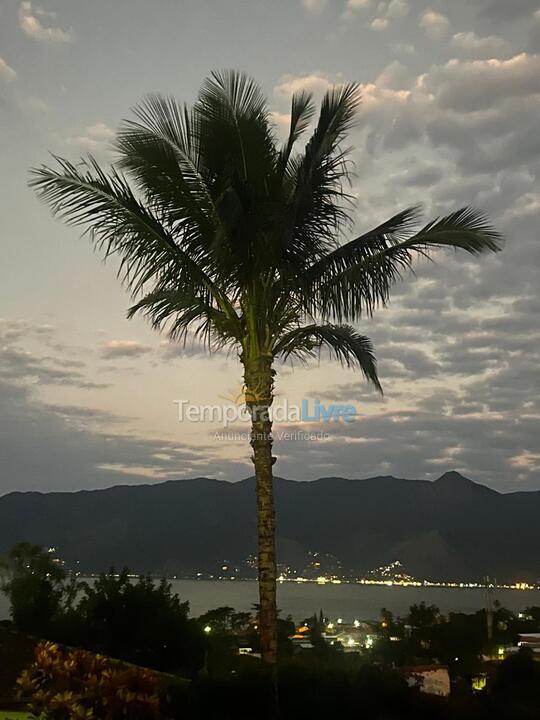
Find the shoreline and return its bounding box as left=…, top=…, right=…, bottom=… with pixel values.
left=74, top=574, right=540, bottom=592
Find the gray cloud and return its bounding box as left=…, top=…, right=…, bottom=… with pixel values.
left=376, top=345, right=442, bottom=378
left=100, top=340, right=153, bottom=360
left=159, top=338, right=234, bottom=361
left=0, top=57, right=16, bottom=82
left=18, top=2, right=72, bottom=43
left=272, top=406, right=540, bottom=490
left=399, top=164, right=444, bottom=188
left=370, top=0, right=410, bottom=31
left=357, top=53, right=540, bottom=181
left=471, top=0, right=540, bottom=23
left=0, top=330, right=108, bottom=390
left=451, top=31, right=510, bottom=58
left=530, top=11, right=540, bottom=51
left=0, top=378, right=249, bottom=494
left=419, top=8, right=450, bottom=39
left=309, top=381, right=388, bottom=404
left=427, top=54, right=540, bottom=113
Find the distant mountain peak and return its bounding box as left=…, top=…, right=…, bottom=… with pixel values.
left=434, top=471, right=496, bottom=495
left=435, top=470, right=473, bottom=485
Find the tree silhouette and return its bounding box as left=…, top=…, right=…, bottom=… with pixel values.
left=30, top=70, right=502, bottom=664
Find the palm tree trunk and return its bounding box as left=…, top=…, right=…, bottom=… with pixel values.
left=243, top=353, right=277, bottom=666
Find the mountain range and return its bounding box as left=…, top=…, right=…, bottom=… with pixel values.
left=1, top=471, right=538, bottom=582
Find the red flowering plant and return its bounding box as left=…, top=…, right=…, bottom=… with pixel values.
left=16, top=641, right=161, bottom=719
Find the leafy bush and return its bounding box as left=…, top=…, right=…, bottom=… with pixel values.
left=0, top=544, right=76, bottom=636
left=16, top=641, right=160, bottom=720
left=70, top=570, right=206, bottom=675
left=0, top=547, right=206, bottom=677
left=0, top=625, right=37, bottom=703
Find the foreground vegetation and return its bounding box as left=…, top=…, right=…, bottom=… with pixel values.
left=4, top=633, right=540, bottom=719
left=2, top=543, right=540, bottom=718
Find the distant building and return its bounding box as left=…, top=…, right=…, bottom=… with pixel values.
left=290, top=625, right=314, bottom=650
left=400, top=665, right=450, bottom=697
left=237, top=647, right=261, bottom=658
left=471, top=673, right=488, bottom=691
left=518, top=633, right=540, bottom=653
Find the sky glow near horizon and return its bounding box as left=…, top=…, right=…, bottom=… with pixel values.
left=1, top=0, right=540, bottom=493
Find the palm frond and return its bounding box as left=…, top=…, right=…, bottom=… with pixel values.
left=303, top=206, right=503, bottom=321
left=196, top=69, right=275, bottom=186
left=277, top=91, right=315, bottom=177
left=283, top=83, right=362, bottom=267
left=307, top=82, right=362, bottom=157
left=114, top=95, right=218, bottom=244
left=305, top=206, right=422, bottom=277
left=273, top=323, right=381, bottom=391
left=28, top=156, right=221, bottom=303
left=409, top=207, right=503, bottom=254
left=128, top=287, right=241, bottom=347
left=193, top=70, right=283, bottom=285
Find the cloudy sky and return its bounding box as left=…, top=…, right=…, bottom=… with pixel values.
left=1, top=0, right=539, bottom=495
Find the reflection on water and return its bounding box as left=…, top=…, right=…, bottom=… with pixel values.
left=4, top=579, right=537, bottom=622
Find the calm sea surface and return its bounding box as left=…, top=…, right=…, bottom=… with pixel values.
left=2, top=580, right=540, bottom=621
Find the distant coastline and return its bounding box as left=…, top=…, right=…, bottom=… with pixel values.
left=5, top=578, right=539, bottom=624
left=75, top=573, right=540, bottom=591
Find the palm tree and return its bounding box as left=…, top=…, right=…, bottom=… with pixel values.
left=30, top=70, right=501, bottom=666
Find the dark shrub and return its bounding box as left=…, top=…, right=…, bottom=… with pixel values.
left=17, top=641, right=160, bottom=719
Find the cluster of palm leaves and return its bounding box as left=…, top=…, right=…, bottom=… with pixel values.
left=30, top=70, right=501, bottom=379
